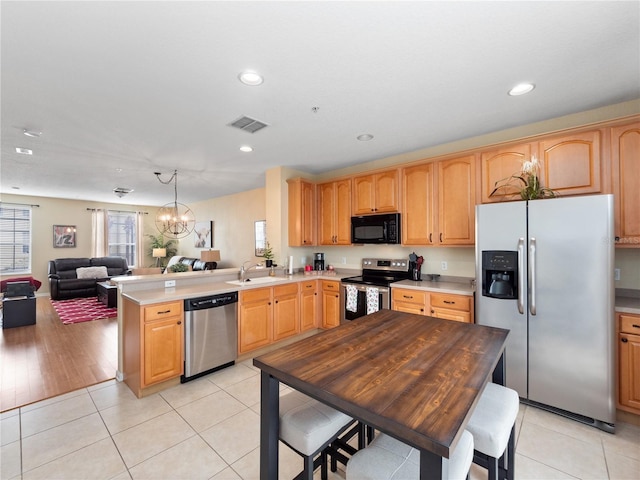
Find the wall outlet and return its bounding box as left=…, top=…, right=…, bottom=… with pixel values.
left=164, top=280, right=176, bottom=288
left=441, top=261, right=448, bottom=271
left=341, top=257, right=347, bottom=264
left=614, top=268, right=621, bottom=281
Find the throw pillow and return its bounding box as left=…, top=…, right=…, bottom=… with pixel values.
left=76, top=266, right=108, bottom=279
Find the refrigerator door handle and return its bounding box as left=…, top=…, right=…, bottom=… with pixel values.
left=529, top=237, right=537, bottom=315
left=517, top=237, right=525, bottom=314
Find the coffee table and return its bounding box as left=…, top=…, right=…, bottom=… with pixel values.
left=97, top=281, right=117, bottom=308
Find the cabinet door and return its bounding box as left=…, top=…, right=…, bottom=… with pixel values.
left=540, top=130, right=602, bottom=196
left=334, top=179, right=352, bottom=244
left=300, top=280, right=319, bottom=332
left=144, top=317, right=183, bottom=386
left=401, top=163, right=435, bottom=245
left=352, top=174, right=376, bottom=214
left=239, top=288, right=272, bottom=354
left=287, top=178, right=316, bottom=246
left=318, top=182, right=336, bottom=245
left=481, top=143, right=536, bottom=203
left=438, top=155, right=476, bottom=245
left=612, top=122, right=640, bottom=247
left=321, top=281, right=341, bottom=329
left=619, top=332, right=640, bottom=411
left=374, top=170, right=399, bottom=213
left=273, top=284, right=300, bottom=341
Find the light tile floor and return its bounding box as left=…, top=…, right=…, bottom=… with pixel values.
left=1, top=360, right=639, bottom=480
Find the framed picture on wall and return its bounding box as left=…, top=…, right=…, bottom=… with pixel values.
left=53, top=225, right=76, bottom=248
left=194, top=221, right=213, bottom=248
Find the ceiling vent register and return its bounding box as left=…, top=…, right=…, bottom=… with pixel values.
left=113, top=187, right=133, bottom=198
left=228, top=116, right=268, bottom=134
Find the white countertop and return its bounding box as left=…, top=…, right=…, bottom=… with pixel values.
left=615, top=289, right=640, bottom=315
left=121, top=273, right=349, bottom=305
left=391, top=279, right=475, bottom=296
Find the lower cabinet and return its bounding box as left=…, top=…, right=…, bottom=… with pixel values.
left=321, top=280, right=341, bottom=329
left=123, top=299, right=184, bottom=398
left=300, top=280, right=319, bottom=332
left=391, top=288, right=474, bottom=323
left=239, top=283, right=303, bottom=354
left=618, top=312, right=640, bottom=414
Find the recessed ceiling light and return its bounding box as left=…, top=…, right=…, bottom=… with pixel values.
left=15, top=147, right=33, bottom=155
left=23, top=129, right=42, bottom=137
left=238, top=71, right=263, bottom=86
left=508, top=83, right=535, bottom=96
left=357, top=134, right=374, bottom=141
left=240, top=145, right=253, bottom=152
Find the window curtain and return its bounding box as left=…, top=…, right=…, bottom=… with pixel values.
left=91, top=209, right=108, bottom=258
left=136, top=211, right=145, bottom=268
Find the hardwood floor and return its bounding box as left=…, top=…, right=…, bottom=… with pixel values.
left=0, top=296, right=117, bottom=412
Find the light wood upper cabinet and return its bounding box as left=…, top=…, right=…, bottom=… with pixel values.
left=611, top=122, right=640, bottom=247
left=481, top=143, right=536, bottom=203
left=401, top=163, right=435, bottom=245
left=438, top=155, right=476, bottom=245
left=318, top=179, right=352, bottom=245
left=352, top=169, right=399, bottom=215
left=539, top=130, right=602, bottom=196
left=401, top=155, right=475, bottom=246
left=287, top=178, right=316, bottom=246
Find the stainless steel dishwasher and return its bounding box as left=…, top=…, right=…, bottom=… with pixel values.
left=182, top=292, right=238, bottom=382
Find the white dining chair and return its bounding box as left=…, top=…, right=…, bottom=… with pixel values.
left=346, top=429, right=474, bottom=480
left=465, top=382, right=519, bottom=480
left=279, top=390, right=358, bottom=480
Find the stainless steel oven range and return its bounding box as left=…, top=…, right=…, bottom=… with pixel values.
left=340, top=258, right=411, bottom=324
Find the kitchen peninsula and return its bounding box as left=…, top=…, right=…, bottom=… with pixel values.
left=114, top=268, right=478, bottom=398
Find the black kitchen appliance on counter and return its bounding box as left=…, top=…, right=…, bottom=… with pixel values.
left=314, top=252, right=325, bottom=271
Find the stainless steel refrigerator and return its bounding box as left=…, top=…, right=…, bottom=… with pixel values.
left=475, top=194, right=615, bottom=431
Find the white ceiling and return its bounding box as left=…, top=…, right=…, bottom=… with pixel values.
left=2, top=1, right=639, bottom=207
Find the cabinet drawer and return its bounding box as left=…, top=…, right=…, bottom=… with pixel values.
left=300, top=280, right=317, bottom=292
left=430, top=293, right=471, bottom=312
left=274, top=283, right=299, bottom=297
left=240, top=287, right=272, bottom=303
left=144, top=301, right=182, bottom=322
left=392, top=289, right=427, bottom=305
left=620, top=313, right=640, bottom=335
left=322, top=280, right=340, bottom=292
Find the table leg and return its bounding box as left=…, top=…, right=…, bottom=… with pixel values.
left=492, top=352, right=506, bottom=386
left=420, top=449, right=448, bottom=479
left=260, top=371, right=279, bottom=480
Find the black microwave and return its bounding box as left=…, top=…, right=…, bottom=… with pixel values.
left=351, top=213, right=401, bottom=244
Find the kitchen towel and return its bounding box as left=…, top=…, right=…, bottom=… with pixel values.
left=366, top=287, right=379, bottom=315
left=346, top=285, right=358, bottom=312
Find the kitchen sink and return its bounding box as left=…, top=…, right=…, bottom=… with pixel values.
left=226, top=277, right=285, bottom=286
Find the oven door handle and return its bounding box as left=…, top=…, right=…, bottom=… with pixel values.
left=342, top=284, right=389, bottom=293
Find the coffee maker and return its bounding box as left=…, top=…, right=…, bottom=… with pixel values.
left=314, top=252, right=325, bottom=271
left=481, top=251, right=518, bottom=299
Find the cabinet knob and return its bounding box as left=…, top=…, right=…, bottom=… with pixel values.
left=429, top=233, right=432, bottom=243
left=431, top=309, right=434, bottom=314
left=275, top=300, right=278, bottom=304
left=177, top=321, right=182, bottom=325
left=440, top=233, right=443, bottom=243
left=621, top=337, right=628, bottom=343
left=420, top=308, right=424, bottom=312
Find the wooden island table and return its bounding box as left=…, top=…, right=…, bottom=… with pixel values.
left=254, top=309, right=509, bottom=480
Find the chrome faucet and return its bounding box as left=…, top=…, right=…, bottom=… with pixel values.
left=240, top=261, right=260, bottom=282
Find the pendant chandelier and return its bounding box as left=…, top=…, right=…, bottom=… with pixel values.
left=154, top=170, right=195, bottom=239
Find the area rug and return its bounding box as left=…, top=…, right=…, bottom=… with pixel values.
left=50, top=296, right=117, bottom=325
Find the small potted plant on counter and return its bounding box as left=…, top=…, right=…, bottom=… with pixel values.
left=263, top=241, right=275, bottom=267
left=168, top=263, right=189, bottom=273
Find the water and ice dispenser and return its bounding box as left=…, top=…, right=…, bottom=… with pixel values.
left=481, top=251, right=518, bottom=299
